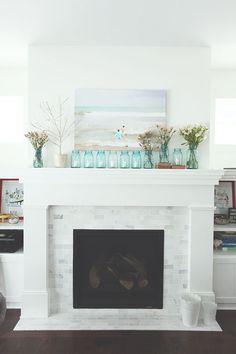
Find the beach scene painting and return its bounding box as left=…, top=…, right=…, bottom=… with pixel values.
left=74, top=88, right=166, bottom=150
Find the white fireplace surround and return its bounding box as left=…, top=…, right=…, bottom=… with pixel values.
left=16, top=168, right=223, bottom=320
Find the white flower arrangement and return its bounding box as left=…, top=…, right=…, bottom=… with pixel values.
left=154, top=126, right=176, bottom=145
left=179, top=124, right=208, bottom=146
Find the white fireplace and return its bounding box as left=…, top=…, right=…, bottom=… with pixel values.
left=19, top=168, right=222, bottom=329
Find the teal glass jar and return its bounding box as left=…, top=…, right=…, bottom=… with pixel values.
left=186, top=144, right=198, bottom=169
left=108, top=151, right=118, bottom=168
left=120, top=150, right=130, bottom=168
left=71, top=150, right=81, bottom=168
left=143, top=150, right=154, bottom=169
left=172, top=148, right=183, bottom=166
left=83, top=150, right=94, bottom=168
left=159, top=143, right=169, bottom=163
left=131, top=150, right=141, bottom=169
left=33, top=147, right=43, bottom=168
left=96, top=150, right=106, bottom=168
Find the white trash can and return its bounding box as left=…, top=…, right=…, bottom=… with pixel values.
left=181, top=293, right=201, bottom=327
left=202, top=301, right=217, bottom=325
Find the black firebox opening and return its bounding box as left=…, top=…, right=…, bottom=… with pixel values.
left=73, top=229, right=164, bottom=309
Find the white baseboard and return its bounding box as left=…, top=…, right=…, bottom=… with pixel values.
left=216, top=303, right=236, bottom=310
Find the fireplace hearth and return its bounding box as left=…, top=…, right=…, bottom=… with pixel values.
left=73, top=229, right=164, bottom=309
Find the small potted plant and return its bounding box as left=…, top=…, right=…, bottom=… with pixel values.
left=179, top=124, right=208, bottom=169
left=25, top=131, right=48, bottom=168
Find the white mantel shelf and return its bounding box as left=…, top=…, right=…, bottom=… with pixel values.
left=19, top=168, right=223, bottom=185
left=20, top=168, right=223, bottom=209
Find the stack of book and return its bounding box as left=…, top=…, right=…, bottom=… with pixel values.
left=214, top=232, right=236, bottom=251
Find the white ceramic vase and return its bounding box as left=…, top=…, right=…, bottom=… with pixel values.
left=54, top=153, right=68, bottom=168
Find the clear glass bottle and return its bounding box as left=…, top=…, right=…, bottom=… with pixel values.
left=71, top=150, right=81, bottom=168
left=172, top=148, right=183, bottom=166
left=131, top=150, right=141, bottom=169
left=96, top=150, right=106, bottom=168
left=143, top=150, right=154, bottom=169
left=108, top=150, right=118, bottom=168
left=83, top=150, right=94, bottom=168
left=120, top=150, right=130, bottom=168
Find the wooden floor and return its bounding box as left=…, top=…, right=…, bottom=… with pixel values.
left=0, top=310, right=236, bottom=354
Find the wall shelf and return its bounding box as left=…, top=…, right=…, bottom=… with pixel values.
left=214, top=224, right=236, bottom=232
left=214, top=250, right=236, bottom=259
left=0, top=221, right=24, bottom=230
left=0, top=248, right=24, bottom=258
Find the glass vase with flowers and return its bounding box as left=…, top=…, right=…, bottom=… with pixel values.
left=138, top=130, right=155, bottom=168
left=179, top=124, right=208, bottom=169
left=25, top=131, right=48, bottom=168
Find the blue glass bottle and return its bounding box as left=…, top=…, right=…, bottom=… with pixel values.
left=131, top=150, right=141, bottom=169
left=159, top=143, right=169, bottom=163
left=120, top=150, right=130, bottom=168
left=108, top=151, right=118, bottom=168
left=96, top=150, right=106, bottom=168
left=186, top=144, right=198, bottom=169
left=143, top=150, right=154, bottom=169
left=172, top=148, right=183, bottom=166
left=33, top=147, right=43, bottom=168
left=83, top=150, right=94, bottom=168
left=71, top=150, right=81, bottom=168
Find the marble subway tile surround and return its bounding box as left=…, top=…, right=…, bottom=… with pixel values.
left=48, top=206, right=189, bottom=315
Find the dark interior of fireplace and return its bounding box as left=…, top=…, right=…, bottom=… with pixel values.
left=73, top=229, right=164, bottom=309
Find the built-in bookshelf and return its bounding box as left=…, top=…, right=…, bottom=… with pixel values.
left=214, top=169, right=236, bottom=256
left=214, top=169, right=236, bottom=308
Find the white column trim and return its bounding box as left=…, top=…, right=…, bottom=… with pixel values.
left=188, top=206, right=214, bottom=295
left=22, top=205, right=49, bottom=318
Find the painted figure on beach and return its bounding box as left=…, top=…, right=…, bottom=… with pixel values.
left=114, top=125, right=126, bottom=140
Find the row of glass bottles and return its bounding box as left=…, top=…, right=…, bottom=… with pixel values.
left=71, top=150, right=155, bottom=169
left=158, top=145, right=198, bottom=168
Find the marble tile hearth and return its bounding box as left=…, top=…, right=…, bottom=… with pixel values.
left=14, top=310, right=221, bottom=331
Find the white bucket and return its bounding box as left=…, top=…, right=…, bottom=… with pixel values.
left=181, top=293, right=201, bottom=327
left=202, top=301, right=217, bottom=325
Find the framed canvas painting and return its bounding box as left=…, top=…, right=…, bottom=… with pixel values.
left=214, top=181, right=235, bottom=215
left=74, top=88, right=166, bottom=150
left=0, top=179, right=24, bottom=218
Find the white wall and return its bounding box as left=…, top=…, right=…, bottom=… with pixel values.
left=0, top=67, right=28, bottom=168
left=29, top=46, right=211, bottom=167
left=210, top=69, right=236, bottom=168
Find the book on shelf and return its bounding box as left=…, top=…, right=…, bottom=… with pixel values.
left=222, top=242, right=236, bottom=247
left=222, top=247, right=236, bottom=251
left=222, top=239, right=236, bottom=244
left=214, top=231, right=236, bottom=241
left=221, top=236, right=236, bottom=242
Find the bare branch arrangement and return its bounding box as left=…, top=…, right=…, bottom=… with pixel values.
left=33, top=97, right=77, bottom=155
